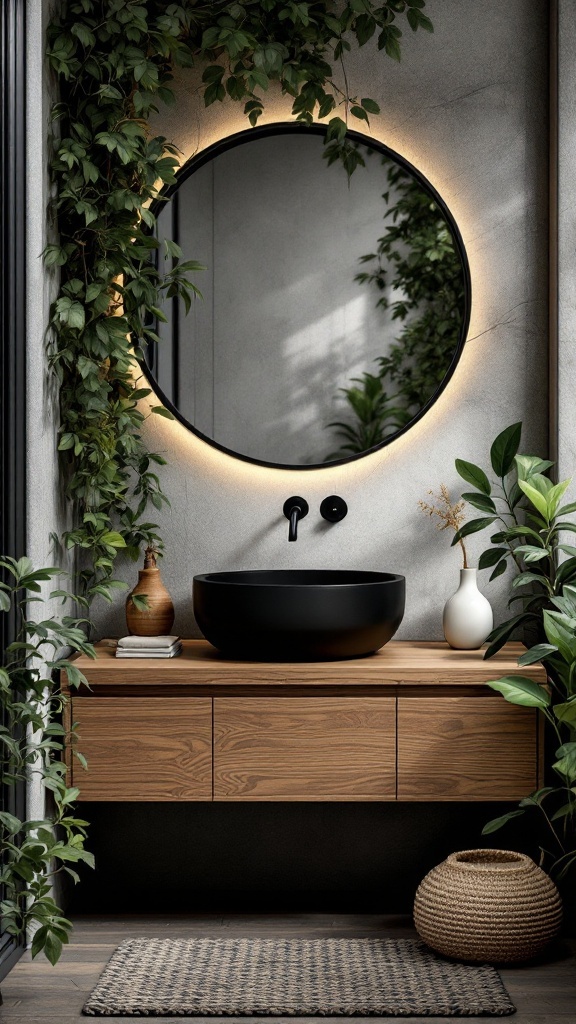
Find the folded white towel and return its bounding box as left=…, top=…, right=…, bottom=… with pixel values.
left=115, top=647, right=182, bottom=659
left=117, top=635, right=180, bottom=649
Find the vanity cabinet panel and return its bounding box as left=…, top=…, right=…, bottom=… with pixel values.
left=71, top=698, right=212, bottom=801
left=397, top=697, right=539, bottom=801
left=213, top=697, right=396, bottom=800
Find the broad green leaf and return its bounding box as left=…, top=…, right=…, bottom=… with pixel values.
left=518, top=480, right=549, bottom=521
left=451, top=517, right=497, bottom=545
left=486, top=675, right=551, bottom=708
left=461, top=492, right=496, bottom=514
left=557, top=501, right=576, bottom=517
left=554, top=698, right=576, bottom=727
left=543, top=609, right=576, bottom=663
left=490, top=422, right=522, bottom=476
left=489, top=559, right=507, bottom=581
left=478, top=547, right=508, bottom=570
left=483, top=612, right=533, bottom=659
left=517, top=643, right=557, bottom=666
left=548, top=478, right=572, bottom=519
left=519, top=786, right=555, bottom=807
left=553, top=742, right=576, bottom=782
left=100, top=532, right=126, bottom=549
left=482, top=808, right=525, bottom=834
left=513, top=545, right=549, bottom=563
left=515, top=455, right=554, bottom=480
left=455, top=459, right=491, bottom=495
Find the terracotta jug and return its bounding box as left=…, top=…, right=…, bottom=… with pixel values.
left=126, top=547, right=175, bottom=636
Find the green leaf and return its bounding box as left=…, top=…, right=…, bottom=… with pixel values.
left=486, top=675, right=550, bottom=708
left=361, top=97, right=380, bottom=114
left=482, top=808, right=525, bottom=834
left=461, top=492, right=496, bottom=514
left=489, top=559, right=507, bottom=581
left=483, top=612, right=533, bottom=659
left=0, top=811, right=22, bottom=835
left=515, top=455, right=554, bottom=481
left=513, top=545, right=549, bottom=563
left=554, top=698, right=576, bottom=727
left=518, top=480, right=549, bottom=521
left=350, top=105, right=369, bottom=123
left=151, top=406, right=175, bottom=419
left=517, top=643, right=557, bottom=666
left=100, top=532, right=126, bottom=549
left=478, top=547, right=508, bottom=570
left=455, top=459, right=491, bottom=495
left=490, top=422, right=522, bottom=476
left=553, top=742, right=576, bottom=782
left=543, top=609, right=576, bottom=663
left=451, top=517, right=497, bottom=545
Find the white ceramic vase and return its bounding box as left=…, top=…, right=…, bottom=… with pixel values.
left=443, top=568, right=493, bottom=650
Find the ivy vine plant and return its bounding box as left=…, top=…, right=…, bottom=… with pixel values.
left=46, top=0, right=434, bottom=606
left=0, top=0, right=434, bottom=969
left=0, top=558, right=95, bottom=964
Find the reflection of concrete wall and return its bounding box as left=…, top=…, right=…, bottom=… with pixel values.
left=92, top=0, right=548, bottom=644
left=157, top=135, right=406, bottom=465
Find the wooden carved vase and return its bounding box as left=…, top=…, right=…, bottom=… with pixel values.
left=126, top=548, right=175, bottom=637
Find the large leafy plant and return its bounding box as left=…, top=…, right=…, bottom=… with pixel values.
left=47, top=0, right=434, bottom=603
left=482, top=592, right=576, bottom=881
left=452, top=423, right=576, bottom=658
left=0, top=558, right=95, bottom=964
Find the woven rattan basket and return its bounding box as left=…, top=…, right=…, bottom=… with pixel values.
left=414, top=849, right=562, bottom=963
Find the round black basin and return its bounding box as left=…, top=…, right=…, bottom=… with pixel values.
left=193, top=569, right=405, bottom=661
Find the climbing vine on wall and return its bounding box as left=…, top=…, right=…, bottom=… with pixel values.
left=46, top=0, right=433, bottom=602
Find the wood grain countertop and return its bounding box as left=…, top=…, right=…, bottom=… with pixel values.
left=62, top=640, right=545, bottom=698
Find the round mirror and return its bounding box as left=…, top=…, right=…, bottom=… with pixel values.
left=147, top=125, right=470, bottom=468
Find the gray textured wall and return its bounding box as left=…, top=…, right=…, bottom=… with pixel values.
left=92, top=0, right=549, bottom=641
left=30, top=1, right=549, bottom=643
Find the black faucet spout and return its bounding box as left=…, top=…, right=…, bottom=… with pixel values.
left=289, top=505, right=301, bottom=542
left=283, top=496, right=309, bottom=542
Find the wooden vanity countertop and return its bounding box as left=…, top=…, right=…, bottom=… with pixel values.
left=63, top=640, right=546, bottom=697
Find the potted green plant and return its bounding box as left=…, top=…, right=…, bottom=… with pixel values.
left=0, top=556, right=95, bottom=966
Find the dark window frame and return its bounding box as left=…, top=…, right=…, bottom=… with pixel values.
left=0, top=0, right=27, bottom=980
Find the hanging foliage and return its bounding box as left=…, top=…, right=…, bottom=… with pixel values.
left=46, top=0, right=433, bottom=602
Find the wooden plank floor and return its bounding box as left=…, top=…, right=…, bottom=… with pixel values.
left=1, top=915, right=574, bottom=1022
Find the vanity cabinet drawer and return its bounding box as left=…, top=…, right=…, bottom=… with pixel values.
left=397, top=696, right=539, bottom=801
left=71, top=697, right=212, bottom=801
left=213, top=697, right=396, bottom=800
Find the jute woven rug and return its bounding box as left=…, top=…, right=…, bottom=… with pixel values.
left=82, top=936, right=516, bottom=1017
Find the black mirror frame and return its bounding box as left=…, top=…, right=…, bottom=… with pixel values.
left=143, top=122, right=472, bottom=471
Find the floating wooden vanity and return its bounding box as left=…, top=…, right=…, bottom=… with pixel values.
left=63, top=641, right=545, bottom=803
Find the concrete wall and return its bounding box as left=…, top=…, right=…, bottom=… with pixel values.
left=93, top=0, right=550, bottom=641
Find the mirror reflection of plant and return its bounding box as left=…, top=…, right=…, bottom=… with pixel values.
left=326, top=373, right=410, bottom=458
left=330, top=160, right=465, bottom=453
left=0, top=558, right=95, bottom=964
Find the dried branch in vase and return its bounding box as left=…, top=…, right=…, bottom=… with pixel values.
left=419, top=485, right=469, bottom=568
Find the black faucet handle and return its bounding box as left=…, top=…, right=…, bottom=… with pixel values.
left=283, top=496, right=309, bottom=520
left=320, top=495, right=348, bottom=523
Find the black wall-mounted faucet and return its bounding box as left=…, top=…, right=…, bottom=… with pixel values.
left=320, top=495, right=348, bottom=523
left=283, top=496, right=309, bottom=541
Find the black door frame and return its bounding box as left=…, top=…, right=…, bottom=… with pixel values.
left=0, top=0, right=27, bottom=980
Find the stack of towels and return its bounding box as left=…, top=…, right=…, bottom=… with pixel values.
left=115, top=636, right=182, bottom=659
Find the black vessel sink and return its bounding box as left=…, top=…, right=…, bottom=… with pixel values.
left=193, top=569, right=405, bottom=661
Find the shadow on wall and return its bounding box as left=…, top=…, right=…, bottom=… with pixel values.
left=69, top=801, right=538, bottom=914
